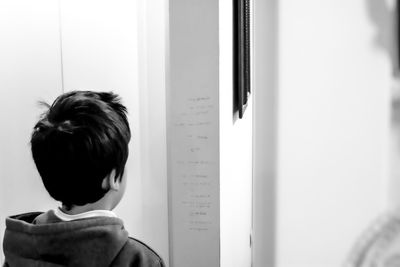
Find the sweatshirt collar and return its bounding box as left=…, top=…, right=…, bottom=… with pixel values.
left=54, top=207, right=117, bottom=221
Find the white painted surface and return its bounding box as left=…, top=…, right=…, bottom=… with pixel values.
left=167, top=0, right=220, bottom=266
left=59, top=0, right=169, bottom=263
left=137, top=0, right=170, bottom=265
left=0, top=0, right=63, bottom=262
left=219, top=1, right=253, bottom=267
left=277, top=0, right=391, bottom=266
left=252, top=0, right=278, bottom=266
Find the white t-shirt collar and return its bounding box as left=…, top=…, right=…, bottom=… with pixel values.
left=54, top=207, right=117, bottom=221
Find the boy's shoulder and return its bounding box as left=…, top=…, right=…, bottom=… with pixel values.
left=111, top=236, right=165, bottom=267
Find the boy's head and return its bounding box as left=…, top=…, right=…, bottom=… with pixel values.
left=31, top=91, right=131, bottom=210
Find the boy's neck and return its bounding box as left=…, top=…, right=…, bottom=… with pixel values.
left=61, top=197, right=113, bottom=215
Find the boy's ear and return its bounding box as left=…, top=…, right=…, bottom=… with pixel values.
left=101, top=169, right=120, bottom=191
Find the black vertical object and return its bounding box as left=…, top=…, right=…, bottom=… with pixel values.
left=233, top=0, right=251, bottom=119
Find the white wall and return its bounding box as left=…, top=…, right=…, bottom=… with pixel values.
left=0, top=0, right=63, bottom=262
left=167, top=1, right=253, bottom=266
left=136, top=0, right=170, bottom=264
left=167, top=0, right=220, bottom=266
left=277, top=0, right=391, bottom=266
left=219, top=1, right=253, bottom=267
left=252, top=0, right=278, bottom=266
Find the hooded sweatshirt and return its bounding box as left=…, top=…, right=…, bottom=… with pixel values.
left=2, top=211, right=164, bottom=267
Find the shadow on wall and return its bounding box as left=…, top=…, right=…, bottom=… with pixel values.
left=365, top=0, right=400, bottom=138
left=365, top=0, right=397, bottom=73
left=343, top=2, right=399, bottom=266
left=365, top=0, right=400, bottom=214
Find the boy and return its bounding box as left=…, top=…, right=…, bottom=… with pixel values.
left=2, top=91, right=165, bottom=267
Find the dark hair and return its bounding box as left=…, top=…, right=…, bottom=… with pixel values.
left=31, top=90, right=131, bottom=208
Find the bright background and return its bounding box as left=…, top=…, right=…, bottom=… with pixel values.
left=275, top=0, right=394, bottom=266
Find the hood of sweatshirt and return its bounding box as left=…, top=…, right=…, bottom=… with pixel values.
left=3, top=211, right=129, bottom=267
